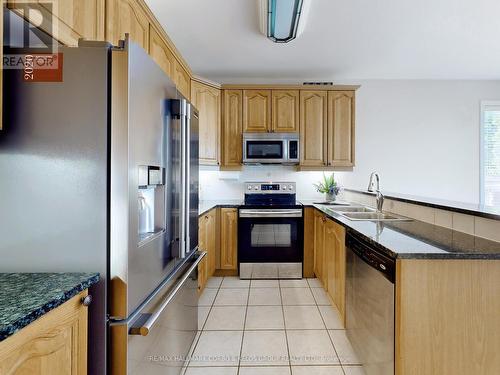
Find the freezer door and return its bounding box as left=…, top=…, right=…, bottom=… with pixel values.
left=110, top=252, right=204, bottom=375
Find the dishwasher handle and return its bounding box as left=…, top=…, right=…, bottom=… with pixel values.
left=347, top=233, right=395, bottom=283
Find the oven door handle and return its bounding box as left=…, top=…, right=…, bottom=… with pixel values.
left=239, top=209, right=303, bottom=218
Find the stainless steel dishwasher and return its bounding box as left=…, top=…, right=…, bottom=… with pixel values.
left=346, top=233, right=395, bottom=375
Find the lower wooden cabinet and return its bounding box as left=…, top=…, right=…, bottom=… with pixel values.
left=0, top=291, right=89, bottom=375
left=324, top=219, right=346, bottom=322
left=313, top=208, right=346, bottom=323
left=220, top=208, right=238, bottom=270
left=313, top=210, right=326, bottom=286
left=198, top=208, right=218, bottom=291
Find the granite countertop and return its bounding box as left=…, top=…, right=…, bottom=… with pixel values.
left=302, top=201, right=500, bottom=260
left=345, top=188, right=500, bottom=220
left=0, top=273, right=100, bottom=341
left=199, top=199, right=243, bottom=216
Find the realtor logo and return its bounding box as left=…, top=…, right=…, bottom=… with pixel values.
left=4, top=1, right=62, bottom=81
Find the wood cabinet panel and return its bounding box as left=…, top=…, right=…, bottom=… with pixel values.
left=106, top=0, right=149, bottom=51
left=220, top=208, right=238, bottom=270
left=7, top=0, right=105, bottom=47
left=0, top=291, right=88, bottom=375
left=396, top=259, right=500, bottom=375
left=300, top=91, right=328, bottom=167
left=243, top=90, right=272, bottom=133
left=174, top=61, right=190, bottom=99
left=272, top=90, right=299, bottom=133
left=191, top=81, right=221, bottom=165
left=222, top=90, right=243, bottom=169
left=205, top=209, right=217, bottom=275
left=328, top=91, right=355, bottom=167
left=325, top=221, right=346, bottom=322
left=313, top=211, right=325, bottom=286
left=303, top=207, right=315, bottom=278
left=148, top=24, right=176, bottom=78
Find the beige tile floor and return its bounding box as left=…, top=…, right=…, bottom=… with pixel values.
left=185, top=276, right=366, bottom=375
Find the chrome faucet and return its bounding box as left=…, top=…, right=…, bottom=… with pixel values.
left=367, top=172, right=384, bottom=212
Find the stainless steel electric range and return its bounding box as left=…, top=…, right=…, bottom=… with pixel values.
left=238, top=182, right=304, bottom=279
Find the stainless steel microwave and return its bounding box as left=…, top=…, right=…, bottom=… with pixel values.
left=243, top=132, right=299, bottom=164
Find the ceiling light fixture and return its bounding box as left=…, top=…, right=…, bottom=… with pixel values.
left=258, top=0, right=310, bottom=43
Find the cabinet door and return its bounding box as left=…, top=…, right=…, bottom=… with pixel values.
left=148, top=24, right=176, bottom=79
left=191, top=82, right=221, bottom=165
left=325, top=219, right=336, bottom=296
left=174, top=61, right=191, bottom=100
left=333, top=223, right=346, bottom=323
left=313, top=211, right=325, bottom=284
left=272, top=90, right=299, bottom=133
left=106, top=0, right=149, bottom=51
left=206, top=209, right=217, bottom=276
left=198, top=256, right=208, bottom=293
left=0, top=291, right=88, bottom=375
left=328, top=91, right=355, bottom=167
left=222, top=90, right=243, bottom=169
left=300, top=91, right=328, bottom=167
left=243, top=90, right=272, bottom=132
left=220, top=208, right=238, bottom=270
left=8, top=0, right=105, bottom=47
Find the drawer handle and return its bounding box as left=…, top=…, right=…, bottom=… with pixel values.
left=129, top=251, right=207, bottom=336
left=81, top=295, right=92, bottom=306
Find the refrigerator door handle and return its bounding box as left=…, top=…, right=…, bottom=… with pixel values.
left=185, top=104, right=191, bottom=257
left=179, top=103, right=187, bottom=259
left=129, top=251, right=206, bottom=336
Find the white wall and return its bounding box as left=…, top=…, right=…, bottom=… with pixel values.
left=339, top=80, right=500, bottom=204
left=199, top=80, right=500, bottom=204
left=199, top=166, right=340, bottom=201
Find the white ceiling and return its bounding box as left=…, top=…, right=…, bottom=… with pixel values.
left=146, top=0, right=500, bottom=82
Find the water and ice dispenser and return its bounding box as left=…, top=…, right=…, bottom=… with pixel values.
left=138, top=165, right=166, bottom=245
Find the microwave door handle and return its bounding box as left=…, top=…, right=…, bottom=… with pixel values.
left=283, top=140, right=288, bottom=162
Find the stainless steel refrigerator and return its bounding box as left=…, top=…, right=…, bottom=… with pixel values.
left=0, top=38, right=201, bottom=375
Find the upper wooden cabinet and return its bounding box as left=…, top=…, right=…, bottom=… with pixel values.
left=174, top=62, right=191, bottom=99
left=272, top=90, right=299, bottom=133
left=220, top=208, right=238, bottom=270
left=328, top=91, right=355, bottom=167
left=7, top=0, right=105, bottom=47
left=148, top=24, right=176, bottom=78
left=243, top=90, right=272, bottom=133
left=191, top=81, right=221, bottom=165
left=300, top=91, right=328, bottom=167
left=0, top=291, right=89, bottom=375
left=222, top=90, right=243, bottom=169
left=106, top=0, right=150, bottom=51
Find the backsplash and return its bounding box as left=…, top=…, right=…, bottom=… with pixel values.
left=199, top=165, right=347, bottom=201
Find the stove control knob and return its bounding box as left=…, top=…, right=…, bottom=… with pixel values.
left=247, top=185, right=252, bottom=190
left=254, top=186, right=259, bottom=190
left=282, top=186, right=287, bottom=190
left=288, top=185, right=294, bottom=190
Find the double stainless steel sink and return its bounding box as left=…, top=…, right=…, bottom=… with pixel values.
left=323, top=204, right=412, bottom=222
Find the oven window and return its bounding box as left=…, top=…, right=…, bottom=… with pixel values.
left=247, top=141, right=283, bottom=159
left=250, top=224, right=291, bottom=247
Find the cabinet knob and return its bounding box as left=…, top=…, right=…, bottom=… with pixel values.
left=81, top=295, right=92, bottom=306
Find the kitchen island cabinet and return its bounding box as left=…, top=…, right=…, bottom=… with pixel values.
left=309, top=203, right=500, bottom=375
left=0, top=273, right=99, bottom=375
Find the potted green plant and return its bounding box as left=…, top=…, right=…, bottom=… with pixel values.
left=313, top=173, right=341, bottom=202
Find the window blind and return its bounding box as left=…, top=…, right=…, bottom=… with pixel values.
left=482, top=102, right=500, bottom=206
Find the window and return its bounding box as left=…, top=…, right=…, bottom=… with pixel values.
left=480, top=101, right=500, bottom=206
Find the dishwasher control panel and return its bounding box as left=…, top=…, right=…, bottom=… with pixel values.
left=346, top=233, right=396, bottom=283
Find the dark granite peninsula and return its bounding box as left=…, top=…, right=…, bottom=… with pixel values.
left=0, top=273, right=99, bottom=341
left=311, top=203, right=500, bottom=259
